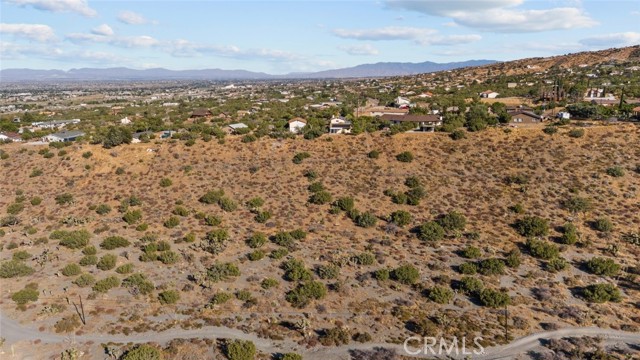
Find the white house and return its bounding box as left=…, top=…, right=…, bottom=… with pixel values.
left=45, top=130, right=85, bottom=142
left=0, top=132, right=22, bottom=142
left=32, top=119, right=81, bottom=129
left=479, top=90, right=499, bottom=99
left=288, top=117, right=307, bottom=133
left=328, top=117, right=352, bottom=134
left=227, top=123, right=248, bottom=134
left=557, top=112, right=571, bottom=120
left=395, top=96, right=411, bottom=107
left=120, top=117, right=132, bottom=125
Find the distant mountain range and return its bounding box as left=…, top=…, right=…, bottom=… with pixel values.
left=0, top=60, right=496, bottom=82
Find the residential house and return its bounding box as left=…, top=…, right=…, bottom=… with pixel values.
left=32, top=119, right=81, bottom=129
left=508, top=110, right=542, bottom=125
left=288, top=117, right=307, bottom=134
left=395, top=96, right=411, bottom=108
left=132, top=131, right=154, bottom=143
left=382, top=114, right=443, bottom=132
left=190, top=108, right=212, bottom=119
left=0, top=132, right=22, bottom=142
left=479, top=90, right=499, bottom=99
left=632, top=106, right=640, bottom=119
left=226, top=123, right=249, bottom=134
left=556, top=112, right=571, bottom=120
left=45, top=130, right=85, bottom=142
left=359, top=106, right=409, bottom=117
left=120, top=117, right=132, bottom=125
left=328, top=117, right=352, bottom=134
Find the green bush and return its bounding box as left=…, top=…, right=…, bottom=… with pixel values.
left=437, top=211, right=466, bottom=233
left=290, top=229, right=307, bottom=240
left=157, top=251, right=180, bottom=264
left=254, top=211, right=271, bottom=223
left=526, top=238, right=560, bottom=260
left=285, top=281, right=327, bottom=308
left=273, top=231, right=295, bottom=248
left=163, top=216, right=180, bottom=228
left=199, top=189, right=225, bottom=204
left=334, top=197, right=355, bottom=212
left=209, top=292, right=232, bottom=305
left=391, top=264, right=419, bottom=285
left=225, top=339, right=256, bottom=360
left=450, top=129, right=466, bottom=140
left=427, top=286, right=454, bottom=304
left=55, top=193, right=74, bottom=205
left=73, top=273, right=95, bottom=287
left=583, top=283, right=622, bottom=303
left=245, top=197, right=265, bottom=209
left=404, top=176, right=422, bottom=188
left=270, top=248, right=289, bottom=259
left=61, top=263, right=82, bottom=276
left=417, top=221, right=445, bottom=243
left=292, top=152, right=311, bottom=164
left=123, top=209, right=142, bottom=224
left=585, top=257, right=620, bottom=276
left=29, top=168, right=43, bottom=177
left=350, top=252, right=376, bottom=265
left=30, top=197, right=42, bottom=206
left=461, top=246, right=481, bottom=259
left=218, top=197, right=238, bottom=212
left=505, top=249, right=522, bottom=268
left=281, top=353, right=303, bottom=360
left=261, top=278, right=279, bottom=289
left=543, top=126, right=558, bottom=135
left=479, top=288, right=511, bottom=308
left=247, top=249, right=265, bottom=261
left=308, top=182, right=325, bottom=193
left=396, top=151, right=414, bottom=162
left=478, top=258, right=505, bottom=276
left=319, top=326, right=350, bottom=346
left=246, top=232, right=267, bottom=248
left=6, top=202, right=24, bottom=215
left=367, top=150, right=380, bottom=159
left=593, top=217, right=613, bottom=233
left=116, top=263, right=134, bottom=274
left=92, top=276, right=120, bottom=293
left=100, top=236, right=130, bottom=250
left=560, top=223, right=580, bottom=245
left=458, top=276, right=483, bottom=295
left=12, top=250, right=31, bottom=261
left=514, top=216, right=549, bottom=237
left=122, top=344, right=163, bottom=360
left=95, top=204, right=112, bottom=215
left=158, top=290, right=180, bottom=305
left=100, top=126, right=132, bottom=149
left=51, top=229, right=91, bottom=249
left=173, top=206, right=189, bottom=217
left=568, top=128, right=585, bottom=138
left=355, top=211, right=377, bottom=228
left=122, top=273, right=154, bottom=295
left=562, top=196, right=593, bottom=213
left=204, top=214, right=222, bottom=226
left=204, top=262, right=240, bottom=282
left=79, top=255, right=98, bottom=266
left=389, top=210, right=412, bottom=227
left=12, top=286, right=39, bottom=305
left=281, top=258, right=312, bottom=282
left=308, top=191, right=332, bottom=205
left=458, top=262, right=478, bottom=275
left=546, top=257, right=568, bottom=272
left=605, top=166, right=625, bottom=177
left=317, top=264, right=340, bottom=279
left=97, top=254, right=117, bottom=271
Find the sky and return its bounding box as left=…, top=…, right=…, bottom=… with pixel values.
left=1, top=0, right=639, bottom=73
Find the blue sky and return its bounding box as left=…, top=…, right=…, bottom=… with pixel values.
left=1, top=0, right=639, bottom=73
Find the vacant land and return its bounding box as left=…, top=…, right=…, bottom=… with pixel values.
left=1, top=123, right=639, bottom=359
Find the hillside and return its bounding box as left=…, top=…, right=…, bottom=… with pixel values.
left=0, top=123, right=639, bottom=359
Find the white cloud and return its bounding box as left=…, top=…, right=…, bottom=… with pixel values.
left=167, top=39, right=300, bottom=61
left=7, top=0, right=97, bottom=17
left=338, top=44, right=379, bottom=56
left=580, top=32, right=640, bottom=47
left=0, top=23, right=55, bottom=42
left=91, top=24, right=113, bottom=36
left=0, top=41, right=127, bottom=64
left=386, top=0, right=597, bottom=32
left=423, top=34, right=482, bottom=46
left=117, top=11, right=150, bottom=25
left=66, top=32, right=160, bottom=48
left=333, top=26, right=436, bottom=41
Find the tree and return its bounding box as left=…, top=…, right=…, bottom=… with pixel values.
left=225, top=340, right=256, bottom=360
left=583, top=283, right=622, bottom=303
left=417, top=221, right=445, bottom=243
left=436, top=211, right=466, bottom=233
left=389, top=210, right=412, bottom=227
left=514, top=216, right=549, bottom=237
left=479, top=288, right=511, bottom=308
left=396, top=151, right=414, bottom=162
left=101, top=126, right=132, bottom=149
left=391, top=264, right=419, bottom=285
left=585, top=257, right=620, bottom=276
left=122, top=344, right=163, bottom=360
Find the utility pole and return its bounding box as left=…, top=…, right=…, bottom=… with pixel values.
left=72, top=295, right=86, bottom=325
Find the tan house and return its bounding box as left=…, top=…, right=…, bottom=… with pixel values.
left=382, top=114, right=443, bottom=132
left=508, top=110, right=542, bottom=124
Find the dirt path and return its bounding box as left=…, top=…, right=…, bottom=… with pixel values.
left=2, top=311, right=639, bottom=359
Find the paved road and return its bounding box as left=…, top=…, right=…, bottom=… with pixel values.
left=1, top=311, right=639, bottom=359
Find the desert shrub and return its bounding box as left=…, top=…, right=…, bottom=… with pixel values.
left=12, top=250, right=30, bottom=261
left=367, top=150, right=380, bottom=159
left=546, top=257, right=568, bottom=272
left=92, top=276, right=120, bottom=293
left=543, top=126, right=558, bottom=135
left=391, top=192, right=408, bottom=205
left=585, top=257, right=620, bottom=276
left=560, top=223, right=580, bottom=245
left=391, top=264, right=419, bottom=285
left=417, top=221, right=445, bottom=243
left=29, top=168, right=43, bottom=177
left=12, top=285, right=39, bottom=305
left=246, top=232, right=267, bottom=248
left=225, top=339, right=256, bottom=360
left=100, top=236, right=130, bottom=250
left=54, top=315, right=81, bottom=333
left=81, top=245, right=96, bottom=255
left=6, top=202, right=24, bottom=215
left=281, top=258, right=312, bottom=282
left=203, top=214, right=222, bottom=226
left=373, top=268, right=390, bottom=281
left=204, top=262, right=240, bottom=282
left=122, top=273, right=154, bottom=295
left=115, top=167, right=125, bottom=175
left=568, top=128, right=584, bottom=138
left=81, top=151, right=92, bottom=159
left=308, top=191, right=332, bottom=205
left=73, top=273, right=95, bottom=287
left=320, top=327, right=350, bottom=346
left=478, top=258, right=505, bottom=276
left=123, top=209, right=142, bottom=224
left=254, top=211, right=271, bottom=223
left=173, top=206, right=189, bottom=217
left=199, top=189, right=225, bottom=204
left=426, top=286, right=454, bottom=304
left=355, top=211, right=377, bottom=228
left=273, top=231, right=295, bottom=248
left=115, top=263, right=134, bottom=274
left=97, top=254, right=117, bottom=271
left=461, top=246, right=481, bottom=259
left=458, top=262, right=478, bottom=275
left=247, top=250, right=265, bottom=261
left=261, top=278, right=279, bottom=289
left=605, top=166, right=625, bottom=177
left=317, top=264, right=340, bottom=279
left=479, top=288, right=511, bottom=308
left=245, top=197, right=265, bottom=209
left=514, top=216, right=549, bottom=237
left=79, top=255, right=98, bottom=266
left=289, top=229, right=307, bottom=240
left=209, top=292, right=232, bottom=305
left=163, top=216, right=180, bottom=228
left=396, top=151, right=414, bottom=162
left=95, top=204, right=112, bottom=215
left=583, top=283, right=622, bottom=303
left=351, top=252, right=376, bottom=265
left=285, top=281, right=327, bottom=308
left=55, top=193, right=74, bottom=205
left=389, top=210, right=412, bottom=227
left=308, top=182, right=325, bottom=193
left=450, top=129, right=466, bottom=140
left=200, top=229, right=229, bottom=254
left=61, top=263, right=82, bottom=276
left=458, top=276, right=483, bottom=295
left=436, top=211, right=466, bottom=233
left=333, top=197, right=355, bottom=212
left=526, top=239, right=560, bottom=260
left=303, top=169, right=318, bottom=180
left=593, top=217, right=613, bottom=233
left=0, top=215, right=20, bottom=226
left=562, top=196, right=593, bottom=213
left=505, top=249, right=522, bottom=268
left=292, top=152, right=310, bottom=164
left=30, top=197, right=42, bottom=206
left=51, top=229, right=91, bottom=249
left=270, top=248, right=288, bottom=259
left=218, top=197, right=238, bottom=212
left=404, top=176, right=421, bottom=188
left=157, top=251, right=180, bottom=264
left=235, top=289, right=253, bottom=302
left=158, top=290, right=180, bottom=304
left=122, top=344, right=163, bottom=360
left=280, top=353, right=303, bottom=360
